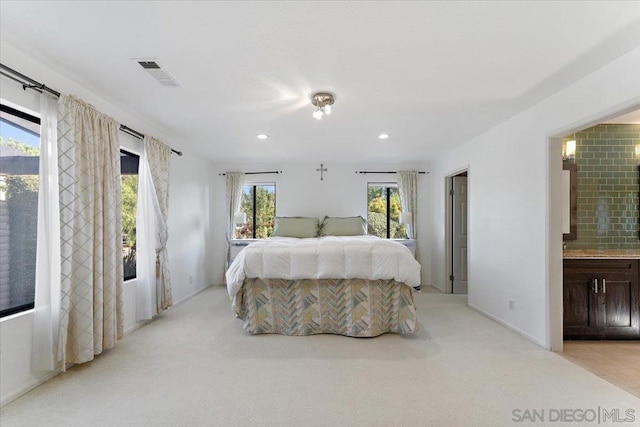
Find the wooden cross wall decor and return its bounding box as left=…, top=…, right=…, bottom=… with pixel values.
left=316, top=163, right=328, bottom=181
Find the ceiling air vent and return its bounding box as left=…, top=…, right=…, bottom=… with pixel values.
left=135, top=60, right=181, bottom=87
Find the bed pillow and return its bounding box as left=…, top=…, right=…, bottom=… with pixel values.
left=319, top=216, right=367, bottom=236
left=271, top=217, right=320, bottom=238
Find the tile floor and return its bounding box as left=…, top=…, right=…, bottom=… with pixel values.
left=561, top=340, right=640, bottom=398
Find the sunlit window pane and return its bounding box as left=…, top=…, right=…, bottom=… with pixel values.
left=0, top=105, right=40, bottom=316
left=236, top=183, right=276, bottom=239
left=121, top=150, right=139, bottom=281
left=367, top=183, right=405, bottom=239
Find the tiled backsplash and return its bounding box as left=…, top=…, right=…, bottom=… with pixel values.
left=564, top=123, right=640, bottom=250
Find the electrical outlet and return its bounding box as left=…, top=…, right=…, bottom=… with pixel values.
left=189, top=275, right=193, bottom=284
left=509, top=300, right=515, bottom=311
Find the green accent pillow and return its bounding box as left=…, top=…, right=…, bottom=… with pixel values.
left=319, top=216, right=367, bottom=236
left=272, top=217, right=320, bottom=238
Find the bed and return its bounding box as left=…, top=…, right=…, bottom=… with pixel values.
left=225, top=221, right=421, bottom=337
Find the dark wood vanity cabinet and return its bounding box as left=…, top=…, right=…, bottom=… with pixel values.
left=563, top=259, right=640, bottom=339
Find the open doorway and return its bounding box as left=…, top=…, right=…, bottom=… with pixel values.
left=548, top=105, right=640, bottom=356
left=446, top=170, right=469, bottom=294
left=551, top=108, right=640, bottom=395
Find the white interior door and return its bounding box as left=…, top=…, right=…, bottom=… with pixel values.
left=452, top=176, right=468, bottom=294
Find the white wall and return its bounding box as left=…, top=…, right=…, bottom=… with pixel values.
left=210, top=162, right=432, bottom=285
left=117, top=134, right=214, bottom=332
left=429, top=46, right=640, bottom=349
left=165, top=154, right=214, bottom=303
left=0, top=41, right=215, bottom=405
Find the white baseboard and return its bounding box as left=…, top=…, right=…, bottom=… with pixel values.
left=1, top=369, right=61, bottom=407
left=123, top=319, right=152, bottom=336
left=172, top=283, right=213, bottom=306
left=123, top=283, right=213, bottom=334
left=1, top=283, right=215, bottom=408
left=467, top=302, right=549, bottom=349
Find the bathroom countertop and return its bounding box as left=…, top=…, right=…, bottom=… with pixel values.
left=563, top=249, right=640, bottom=259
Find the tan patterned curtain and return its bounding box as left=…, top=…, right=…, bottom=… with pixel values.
left=226, top=172, right=244, bottom=243
left=224, top=172, right=244, bottom=280
left=397, top=171, right=418, bottom=239
left=57, top=95, right=123, bottom=368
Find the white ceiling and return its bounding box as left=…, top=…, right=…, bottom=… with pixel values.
left=1, top=1, right=639, bottom=162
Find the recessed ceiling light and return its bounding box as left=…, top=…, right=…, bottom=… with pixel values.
left=256, top=134, right=269, bottom=140
left=378, top=133, right=390, bottom=140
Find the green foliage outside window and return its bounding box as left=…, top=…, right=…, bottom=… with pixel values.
left=236, top=184, right=276, bottom=239
left=121, top=175, right=137, bottom=248
left=121, top=172, right=138, bottom=280
left=367, top=184, right=406, bottom=238
left=1, top=137, right=39, bottom=156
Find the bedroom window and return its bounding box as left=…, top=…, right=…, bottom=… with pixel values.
left=0, top=104, right=40, bottom=318
left=367, top=183, right=405, bottom=239
left=236, top=183, right=276, bottom=239
left=120, top=150, right=139, bottom=281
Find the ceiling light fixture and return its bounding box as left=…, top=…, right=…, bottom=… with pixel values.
left=310, top=92, right=335, bottom=120
left=378, top=133, right=390, bottom=140
left=256, top=134, right=269, bottom=140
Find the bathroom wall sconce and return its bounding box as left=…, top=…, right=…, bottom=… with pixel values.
left=563, top=134, right=576, bottom=162
left=635, top=145, right=640, bottom=162
left=564, top=139, right=576, bottom=161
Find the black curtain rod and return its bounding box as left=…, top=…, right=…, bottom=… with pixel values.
left=0, top=64, right=60, bottom=97
left=0, top=70, right=46, bottom=94
left=355, top=171, right=428, bottom=174
left=0, top=62, right=183, bottom=157
left=219, top=171, right=282, bottom=176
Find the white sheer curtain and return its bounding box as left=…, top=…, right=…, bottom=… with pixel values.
left=224, top=172, right=244, bottom=277
left=397, top=171, right=418, bottom=239
left=136, top=136, right=172, bottom=320
left=136, top=139, right=157, bottom=320
left=31, top=93, right=61, bottom=371
left=57, top=95, right=123, bottom=368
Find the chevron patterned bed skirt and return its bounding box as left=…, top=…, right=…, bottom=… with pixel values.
left=236, top=278, right=418, bottom=337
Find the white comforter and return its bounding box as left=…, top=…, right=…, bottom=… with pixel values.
left=225, top=236, right=421, bottom=309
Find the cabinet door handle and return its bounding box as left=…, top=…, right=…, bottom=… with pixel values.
left=593, top=278, right=598, bottom=294
left=602, top=279, right=606, bottom=294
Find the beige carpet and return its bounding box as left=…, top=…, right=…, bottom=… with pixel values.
left=1, top=286, right=638, bottom=427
